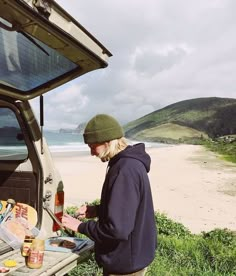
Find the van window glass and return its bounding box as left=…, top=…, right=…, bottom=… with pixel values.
left=0, top=107, right=28, bottom=160
left=0, top=18, right=77, bottom=92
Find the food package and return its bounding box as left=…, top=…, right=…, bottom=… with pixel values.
left=0, top=217, right=39, bottom=249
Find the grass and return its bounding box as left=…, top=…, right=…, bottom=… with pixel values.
left=136, top=123, right=207, bottom=140
left=67, top=209, right=236, bottom=276
left=149, top=218, right=236, bottom=275
left=203, top=140, right=236, bottom=164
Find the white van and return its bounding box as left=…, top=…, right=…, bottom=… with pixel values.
left=0, top=0, right=111, bottom=274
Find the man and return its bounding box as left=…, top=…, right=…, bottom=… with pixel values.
left=62, top=114, right=157, bottom=276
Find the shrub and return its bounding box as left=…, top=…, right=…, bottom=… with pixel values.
left=156, top=212, right=191, bottom=237
left=202, top=228, right=236, bottom=247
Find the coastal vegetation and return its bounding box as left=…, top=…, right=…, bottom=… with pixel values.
left=124, top=97, right=236, bottom=163
left=124, top=97, right=236, bottom=145
left=203, top=138, right=236, bottom=164
left=67, top=209, right=236, bottom=276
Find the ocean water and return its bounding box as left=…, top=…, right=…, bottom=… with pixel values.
left=44, top=131, right=168, bottom=153
left=0, top=131, right=168, bottom=160
left=44, top=131, right=88, bottom=153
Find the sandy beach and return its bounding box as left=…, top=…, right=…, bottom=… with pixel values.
left=52, top=144, right=236, bottom=234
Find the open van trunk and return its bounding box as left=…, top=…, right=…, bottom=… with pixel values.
left=0, top=0, right=111, bottom=274
left=0, top=99, right=43, bottom=232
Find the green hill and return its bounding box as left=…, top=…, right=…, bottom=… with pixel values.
left=124, top=97, right=236, bottom=144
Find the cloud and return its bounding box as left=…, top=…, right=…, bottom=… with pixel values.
left=35, top=0, right=236, bottom=129
left=31, top=83, right=90, bottom=129
left=130, top=44, right=190, bottom=76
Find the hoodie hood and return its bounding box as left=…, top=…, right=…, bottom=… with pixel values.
left=109, top=143, right=151, bottom=172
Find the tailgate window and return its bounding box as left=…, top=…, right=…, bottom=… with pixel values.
left=0, top=18, right=77, bottom=92
left=0, top=107, right=28, bottom=160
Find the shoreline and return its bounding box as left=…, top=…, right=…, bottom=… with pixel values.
left=52, top=144, right=236, bottom=234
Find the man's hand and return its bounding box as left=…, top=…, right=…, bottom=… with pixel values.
left=75, top=205, right=98, bottom=219
left=61, top=213, right=82, bottom=232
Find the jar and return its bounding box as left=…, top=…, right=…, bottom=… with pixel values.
left=27, top=239, right=45, bottom=269
left=22, top=235, right=35, bottom=257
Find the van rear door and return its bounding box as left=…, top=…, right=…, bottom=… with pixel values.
left=0, top=0, right=111, bottom=100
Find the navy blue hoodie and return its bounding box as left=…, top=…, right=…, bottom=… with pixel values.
left=78, top=143, right=157, bottom=274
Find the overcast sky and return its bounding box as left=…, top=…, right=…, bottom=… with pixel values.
left=31, top=0, right=236, bottom=129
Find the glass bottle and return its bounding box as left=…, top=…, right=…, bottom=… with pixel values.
left=22, top=235, right=35, bottom=257
left=27, top=239, right=45, bottom=269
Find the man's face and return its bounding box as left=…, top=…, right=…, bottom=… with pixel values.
left=88, top=143, right=108, bottom=158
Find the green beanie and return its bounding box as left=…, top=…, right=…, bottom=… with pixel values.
left=83, top=114, right=124, bottom=144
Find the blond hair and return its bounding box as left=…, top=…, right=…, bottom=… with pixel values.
left=98, top=137, right=128, bottom=162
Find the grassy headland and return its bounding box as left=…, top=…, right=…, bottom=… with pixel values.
left=124, top=97, right=236, bottom=163
left=124, top=97, right=236, bottom=143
